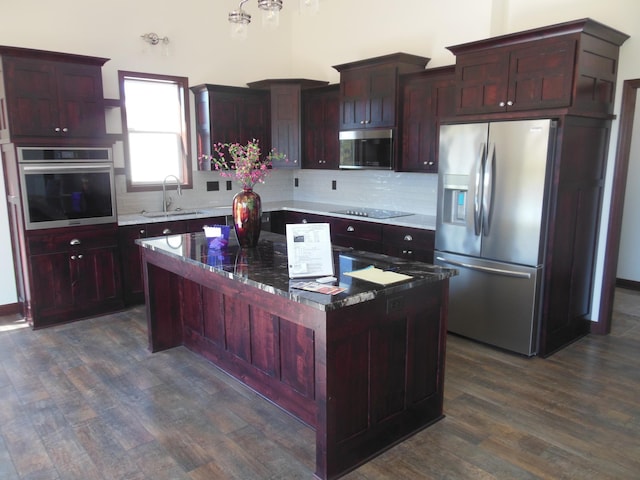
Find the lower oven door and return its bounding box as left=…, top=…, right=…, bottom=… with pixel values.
left=19, top=162, right=117, bottom=230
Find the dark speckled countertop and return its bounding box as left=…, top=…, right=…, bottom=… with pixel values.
left=137, top=231, right=456, bottom=312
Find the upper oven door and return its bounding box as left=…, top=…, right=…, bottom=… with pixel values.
left=19, top=163, right=117, bottom=230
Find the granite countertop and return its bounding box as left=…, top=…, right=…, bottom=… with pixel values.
left=137, top=231, right=455, bottom=312
left=119, top=200, right=437, bottom=230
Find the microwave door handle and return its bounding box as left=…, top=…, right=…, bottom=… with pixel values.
left=473, top=143, right=485, bottom=236
left=482, top=143, right=495, bottom=236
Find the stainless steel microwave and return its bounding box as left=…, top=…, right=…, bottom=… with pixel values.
left=339, top=129, right=394, bottom=170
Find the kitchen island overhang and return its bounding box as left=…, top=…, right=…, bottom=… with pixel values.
left=137, top=231, right=456, bottom=479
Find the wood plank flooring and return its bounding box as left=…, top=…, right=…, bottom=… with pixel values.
left=1, top=288, right=639, bottom=479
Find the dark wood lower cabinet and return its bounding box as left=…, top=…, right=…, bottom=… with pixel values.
left=383, top=224, right=435, bottom=263
left=26, top=224, right=123, bottom=328
left=141, top=244, right=448, bottom=480
left=270, top=210, right=435, bottom=260
left=118, top=216, right=225, bottom=306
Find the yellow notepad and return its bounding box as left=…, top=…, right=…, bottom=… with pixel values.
left=344, top=267, right=412, bottom=286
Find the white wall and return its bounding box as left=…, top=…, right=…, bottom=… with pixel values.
left=1, top=0, right=639, bottom=312
left=0, top=152, right=17, bottom=305
left=617, top=99, right=640, bottom=281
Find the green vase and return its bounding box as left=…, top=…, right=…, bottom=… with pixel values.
left=232, top=187, right=261, bottom=248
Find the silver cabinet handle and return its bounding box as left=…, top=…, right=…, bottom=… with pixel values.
left=77, top=254, right=83, bottom=259
left=54, top=127, right=61, bottom=132
left=162, top=228, right=172, bottom=235
left=139, top=229, right=145, bottom=235
left=346, top=225, right=355, bottom=232
left=507, top=100, right=513, bottom=106
left=301, top=219, right=308, bottom=224
left=499, top=101, right=506, bottom=107
left=62, top=127, right=68, bottom=132
left=403, top=234, right=413, bottom=242
left=70, top=239, right=81, bottom=246
left=71, top=255, right=76, bottom=260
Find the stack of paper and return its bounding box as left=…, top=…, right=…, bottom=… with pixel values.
left=344, top=266, right=412, bottom=286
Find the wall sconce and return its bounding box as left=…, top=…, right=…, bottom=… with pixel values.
left=140, top=32, right=170, bottom=55
left=141, top=32, right=169, bottom=46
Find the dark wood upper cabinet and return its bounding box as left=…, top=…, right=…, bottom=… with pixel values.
left=0, top=46, right=109, bottom=144
left=247, top=79, right=328, bottom=169
left=333, top=53, right=430, bottom=130
left=302, top=84, right=340, bottom=169
left=398, top=66, right=456, bottom=173
left=190, top=84, right=270, bottom=170
left=447, top=18, right=629, bottom=117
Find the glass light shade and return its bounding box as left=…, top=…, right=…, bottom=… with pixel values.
left=230, top=21, right=249, bottom=40
left=261, top=8, right=280, bottom=28
left=299, top=0, right=320, bottom=15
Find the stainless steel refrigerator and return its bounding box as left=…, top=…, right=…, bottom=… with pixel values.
left=434, top=119, right=557, bottom=356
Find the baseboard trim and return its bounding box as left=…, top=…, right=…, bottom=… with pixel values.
left=616, top=278, right=640, bottom=291
left=0, top=302, right=22, bottom=316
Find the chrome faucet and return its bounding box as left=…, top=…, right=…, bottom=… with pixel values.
left=162, top=175, right=182, bottom=212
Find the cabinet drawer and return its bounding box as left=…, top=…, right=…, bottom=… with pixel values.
left=383, top=225, right=434, bottom=263
left=331, top=218, right=382, bottom=242
left=144, top=220, right=189, bottom=237
left=27, top=224, right=118, bottom=255
left=382, top=225, right=434, bottom=248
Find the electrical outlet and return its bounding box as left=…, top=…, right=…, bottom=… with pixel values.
left=207, top=181, right=219, bottom=191
left=294, top=177, right=299, bottom=187
left=226, top=180, right=233, bottom=191
left=332, top=180, right=337, bottom=190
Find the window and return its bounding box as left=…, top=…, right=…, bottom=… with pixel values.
left=119, top=71, right=192, bottom=191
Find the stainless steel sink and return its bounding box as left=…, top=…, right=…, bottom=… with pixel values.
left=142, top=209, right=204, bottom=218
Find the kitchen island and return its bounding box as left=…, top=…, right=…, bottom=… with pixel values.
left=138, top=231, right=455, bottom=479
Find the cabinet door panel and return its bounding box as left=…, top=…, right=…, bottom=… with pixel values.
left=507, top=38, right=575, bottom=111
left=368, top=66, right=396, bottom=128
left=5, top=59, right=59, bottom=137
left=74, top=246, right=121, bottom=305
left=340, top=71, right=368, bottom=129
left=455, top=50, right=509, bottom=115
left=30, top=252, right=73, bottom=316
left=56, top=63, right=106, bottom=136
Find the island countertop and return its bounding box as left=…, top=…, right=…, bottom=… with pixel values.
left=137, top=230, right=456, bottom=312
left=139, top=229, right=453, bottom=479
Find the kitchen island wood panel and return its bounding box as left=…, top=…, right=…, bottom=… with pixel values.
left=139, top=232, right=453, bottom=479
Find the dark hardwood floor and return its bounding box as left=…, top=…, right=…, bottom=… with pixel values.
left=1, top=289, right=639, bottom=479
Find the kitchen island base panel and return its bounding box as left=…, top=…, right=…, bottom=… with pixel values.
left=141, top=240, right=448, bottom=480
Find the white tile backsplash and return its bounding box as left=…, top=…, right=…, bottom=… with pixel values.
left=292, top=169, right=438, bottom=215
left=115, top=168, right=438, bottom=216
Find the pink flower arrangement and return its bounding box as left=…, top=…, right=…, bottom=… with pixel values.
left=201, top=139, right=286, bottom=190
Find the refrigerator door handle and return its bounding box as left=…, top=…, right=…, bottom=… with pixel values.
left=473, top=143, right=485, bottom=236
left=482, top=142, right=495, bottom=236
left=435, top=256, right=533, bottom=279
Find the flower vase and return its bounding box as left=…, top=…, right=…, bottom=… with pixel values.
left=232, top=187, right=261, bottom=248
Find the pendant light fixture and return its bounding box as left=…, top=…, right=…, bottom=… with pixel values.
left=228, top=0, right=320, bottom=38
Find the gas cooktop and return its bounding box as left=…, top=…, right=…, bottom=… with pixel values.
left=330, top=208, right=415, bottom=219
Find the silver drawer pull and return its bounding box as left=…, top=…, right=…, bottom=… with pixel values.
left=403, top=235, right=413, bottom=242
left=162, top=228, right=172, bottom=235
left=70, top=238, right=81, bottom=246
left=347, top=226, right=355, bottom=232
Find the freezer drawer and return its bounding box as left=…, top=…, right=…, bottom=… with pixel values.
left=435, top=251, right=542, bottom=356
